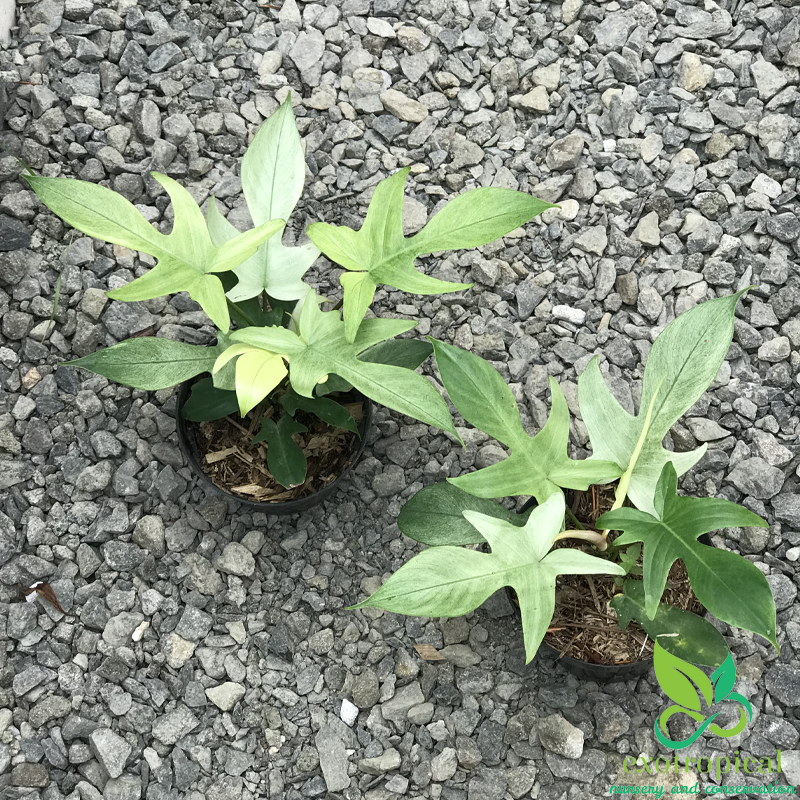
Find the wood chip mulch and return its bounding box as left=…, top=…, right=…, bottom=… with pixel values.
left=520, top=484, right=703, bottom=666
left=193, top=399, right=363, bottom=503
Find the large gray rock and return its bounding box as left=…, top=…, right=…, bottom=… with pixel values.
left=726, top=458, right=785, bottom=499
left=315, top=724, right=350, bottom=792
left=536, top=715, right=584, bottom=758
left=152, top=706, right=200, bottom=745
left=381, top=682, right=425, bottom=722
left=89, top=728, right=132, bottom=778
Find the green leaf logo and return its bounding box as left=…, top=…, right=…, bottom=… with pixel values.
left=654, top=643, right=752, bottom=749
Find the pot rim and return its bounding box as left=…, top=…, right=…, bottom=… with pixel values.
left=175, top=377, right=374, bottom=515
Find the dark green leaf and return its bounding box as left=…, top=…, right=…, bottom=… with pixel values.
left=599, top=462, right=776, bottom=649
left=397, top=483, right=530, bottom=546
left=314, top=374, right=353, bottom=396
left=279, top=389, right=358, bottom=434
left=359, top=339, right=433, bottom=370
left=181, top=378, right=240, bottom=421
left=253, top=414, right=308, bottom=489
left=611, top=580, right=729, bottom=668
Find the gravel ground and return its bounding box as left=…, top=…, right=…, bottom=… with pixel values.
left=1, top=0, right=800, bottom=798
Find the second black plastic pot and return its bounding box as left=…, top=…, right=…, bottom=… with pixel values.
left=505, top=497, right=711, bottom=681
left=175, top=378, right=374, bottom=516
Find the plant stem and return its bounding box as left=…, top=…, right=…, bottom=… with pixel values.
left=565, top=506, right=585, bottom=531
left=227, top=298, right=258, bottom=328
left=552, top=529, right=608, bottom=551
left=604, top=378, right=665, bottom=533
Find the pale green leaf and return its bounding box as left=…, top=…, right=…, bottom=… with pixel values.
left=433, top=339, right=622, bottom=504
left=211, top=331, right=237, bottom=391
left=353, top=493, right=624, bottom=663
left=64, top=337, right=222, bottom=390
left=226, top=325, right=308, bottom=358
left=207, top=196, right=317, bottom=303
left=241, top=96, right=305, bottom=228
left=598, top=462, right=776, bottom=648
left=413, top=187, right=555, bottom=253
left=308, top=169, right=551, bottom=341
left=341, top=272, right=378, bottom=343
left=578, top=292, right=747, bottom=514
left=26, top=172, right=285, bottom=333
left=226, top=96, right=317, bottom=302
left=24, top=173, right=173, bottom=255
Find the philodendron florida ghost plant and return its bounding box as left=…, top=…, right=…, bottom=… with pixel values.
left=353, top=292, right=778, bottom=668
left=24, top=97, right=553, bottom=489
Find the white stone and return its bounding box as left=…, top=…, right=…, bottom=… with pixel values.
left=205, top=682, right=246, bottom=712
left=367, top=17, right=395, bottom=38
left=751, top=173, right=782, bottom=200
left=750, top=60, right=788, bottom=101
left=783, top=751, right=800, bottom=786
left=340, top=698, right=359, bottom=726
left=574, top=226, right=607, bottom=255
left=515, top=85, right=549, bottom=112
left=164, top=633, right=196, bottom=668
left=677, top=52, right=706, bottom=92
left=431, top=748, right=458, bottom=782
left=562, top=0, right=582, bottom=24
left=552, top=305, right=586, bottom=325
left=278, top=0, right=301, bottom=25
left=532, top=63, right=561, bottom=91
left=640, top=133, right=663, bottom=164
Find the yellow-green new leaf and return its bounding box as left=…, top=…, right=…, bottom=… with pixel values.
left=232, top=348, right=288, bottom=417
left=225, top=297, right=457, bottom=436
left=307, top=168, right=555, bottom=341
left=352, top=493, right=625, bottom=663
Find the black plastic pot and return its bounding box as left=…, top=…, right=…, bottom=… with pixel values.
left=175, top=379, right=374, bottom=515
left=506, top=497, right=711, bottom=681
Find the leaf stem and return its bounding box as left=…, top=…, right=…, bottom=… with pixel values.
left=552, top=529, right=608, bottom=551
left=227, top=298, right=258, bottom=328
left=564, top=507, right=585, bottom=531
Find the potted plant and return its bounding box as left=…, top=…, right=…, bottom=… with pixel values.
left=24, top=98, right=553, bottom=511
left=351, top=291, right=778, bottom=671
